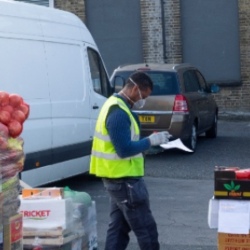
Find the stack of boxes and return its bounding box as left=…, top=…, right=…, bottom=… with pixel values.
left=0, top=137, right=25, bottom=250
left=208, top=166, right=250, bottom=250
left=19, top=188, right=98, bottom=250
left=0, top=91, right=30, bottom=250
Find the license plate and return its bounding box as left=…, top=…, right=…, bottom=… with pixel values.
left=139, top=115, right=155, bottom=123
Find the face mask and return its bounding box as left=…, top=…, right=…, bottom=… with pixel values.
left=133, top=97, right=146, bottom=109
left=129, top=78, right=146, bottom=109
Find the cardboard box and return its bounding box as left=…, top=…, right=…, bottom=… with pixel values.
left=208, top=198, right=250, bottom=230
left=22, top=188, right=63, bottom=199
left=218, top=232, right=250, bottom=250
left=19, top=198, right=74, bottom=230
left=3, top=213, right=23, bottom=250
left=208, top=197, right=219, bottom=229
left=214, top=167, right=250, bottom=200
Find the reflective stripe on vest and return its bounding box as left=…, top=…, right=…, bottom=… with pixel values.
left=90, top=96, right=144, bottom=178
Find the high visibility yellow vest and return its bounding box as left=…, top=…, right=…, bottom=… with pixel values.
left=90, top=95, right=144, bottom=178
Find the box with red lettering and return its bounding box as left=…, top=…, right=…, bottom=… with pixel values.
left=3, top=213, right=23, bottom=250
left=19, top=198, right=74, bottom=230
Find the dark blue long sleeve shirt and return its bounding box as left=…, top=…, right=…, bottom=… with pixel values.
left=106, top=94, right=151, bottom=158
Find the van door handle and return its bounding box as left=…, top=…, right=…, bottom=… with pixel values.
left=93, top=105, right=99, bottom=109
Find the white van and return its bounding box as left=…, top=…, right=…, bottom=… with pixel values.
left=0, top=0, right=112, bottom=186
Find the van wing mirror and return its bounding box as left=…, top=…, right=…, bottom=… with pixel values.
left=210, top=84, right=220, bottom=93
left=114, top=76, right=126, bottom=93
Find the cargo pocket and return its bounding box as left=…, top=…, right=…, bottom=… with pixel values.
left=126, top=179, right=149, bottom=207
left=103, top=180, right=124, bottom=202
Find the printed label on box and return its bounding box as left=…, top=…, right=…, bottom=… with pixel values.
left=10, top=214, right=22, bottom=243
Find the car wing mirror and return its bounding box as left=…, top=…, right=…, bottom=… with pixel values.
left=210, top=84, right=220, bottom=93
left=114, top=76, right=126, bottom=93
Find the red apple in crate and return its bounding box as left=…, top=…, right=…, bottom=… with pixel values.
left=17, top=103, right=29, bottom=119
left=0, top=91, right=9, bottom=106
left=12, top=109, right=25, bottom=123
left=9, top=94, right=23, bottom=108
left=8, top=120, right=23, bottom=138
left=0, top=110, right=11, bottom=125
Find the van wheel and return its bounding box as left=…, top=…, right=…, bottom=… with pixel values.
left=184, top=124, right=197, bottom=153
left=206, top=115, right=217, bottom=138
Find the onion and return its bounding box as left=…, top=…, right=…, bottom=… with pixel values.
left=9, top=94, right=23, bottom=108
left=0, top=91, right=9, bottom=106
left=8, top=120, right=23, bottom=138
left=0, top=110, right=11, bottom=125
left=12, top=110, right=26, bottom=124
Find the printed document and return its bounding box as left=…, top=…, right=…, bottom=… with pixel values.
left=160, top=138, right=193, bottom=152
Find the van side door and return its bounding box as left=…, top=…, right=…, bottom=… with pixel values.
left=45, top=41, right=91, bottom=175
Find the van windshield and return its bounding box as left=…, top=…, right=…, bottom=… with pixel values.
left=112, top=71, right=178, bottom=95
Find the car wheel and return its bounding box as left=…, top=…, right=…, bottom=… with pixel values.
left=206, top=115, right=217, bottom=138
left=184, top=123, right=197, bottom=153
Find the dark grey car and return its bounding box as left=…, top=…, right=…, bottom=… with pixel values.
left=110, top=63, right=220, bottom=152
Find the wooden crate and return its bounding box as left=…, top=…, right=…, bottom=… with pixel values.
left=23, top=228, right=85, bottom=246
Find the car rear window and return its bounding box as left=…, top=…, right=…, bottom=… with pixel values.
left=112, top=71, right=178, bottom=96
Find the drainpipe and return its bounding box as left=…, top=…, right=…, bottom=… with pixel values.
left=160, top=0, right=167, bottom=63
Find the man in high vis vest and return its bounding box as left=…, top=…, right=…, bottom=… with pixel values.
left=90, top=71, right=171, bottom=250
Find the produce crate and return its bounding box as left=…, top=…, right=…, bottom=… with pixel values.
left=214, top=167, right=250, bottom=200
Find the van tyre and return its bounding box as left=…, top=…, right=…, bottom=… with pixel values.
left=184, top=123, right=197, bottom=153
left=206, top=115, right=217, bottom=138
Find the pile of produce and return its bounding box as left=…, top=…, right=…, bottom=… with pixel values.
left=0, top=91, right=29, bottom=138
left=0, top=91, right=30, bottom=249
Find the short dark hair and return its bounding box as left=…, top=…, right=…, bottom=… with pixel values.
left=126, top=71, right=153, bottom=91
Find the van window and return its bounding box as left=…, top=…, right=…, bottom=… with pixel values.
left=87, top=48, right=110, bottom=97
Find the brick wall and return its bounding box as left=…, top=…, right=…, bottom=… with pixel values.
left=162, top=0, right=182, bottom=64
left=56, top=0, right=250, bottom=113
left=140, top=0, right=250, bottom=113
left=140, top=0, right=164, bottom=63
left=212, top=1, right=250, bottom=113
left=140, top=0, right=182, bottom=64
left=54, top=0, right=85, bottom=23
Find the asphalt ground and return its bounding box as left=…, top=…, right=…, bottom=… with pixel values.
left=52, top=117, right=250, bottom=249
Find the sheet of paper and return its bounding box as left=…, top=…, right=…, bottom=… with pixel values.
left=218, top=200, right=250, bottom=234
left=160, top=138, right=193, bottom=152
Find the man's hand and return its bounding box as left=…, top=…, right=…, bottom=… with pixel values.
left=148, top=131, right=172, bottom=146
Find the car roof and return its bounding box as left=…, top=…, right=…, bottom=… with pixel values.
left=114, top=63, right=194, bottom=72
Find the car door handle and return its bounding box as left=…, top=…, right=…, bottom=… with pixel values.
left=93, top=105, right=99, bottom=109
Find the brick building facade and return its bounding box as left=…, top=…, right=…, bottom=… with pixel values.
left=55, top=0, right=250, bottom=114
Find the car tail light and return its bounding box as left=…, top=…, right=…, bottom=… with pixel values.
left=173, top=95, right=189, bottom=112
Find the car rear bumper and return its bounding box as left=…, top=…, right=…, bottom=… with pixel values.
left=140, top=113, right=192, bottom=141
